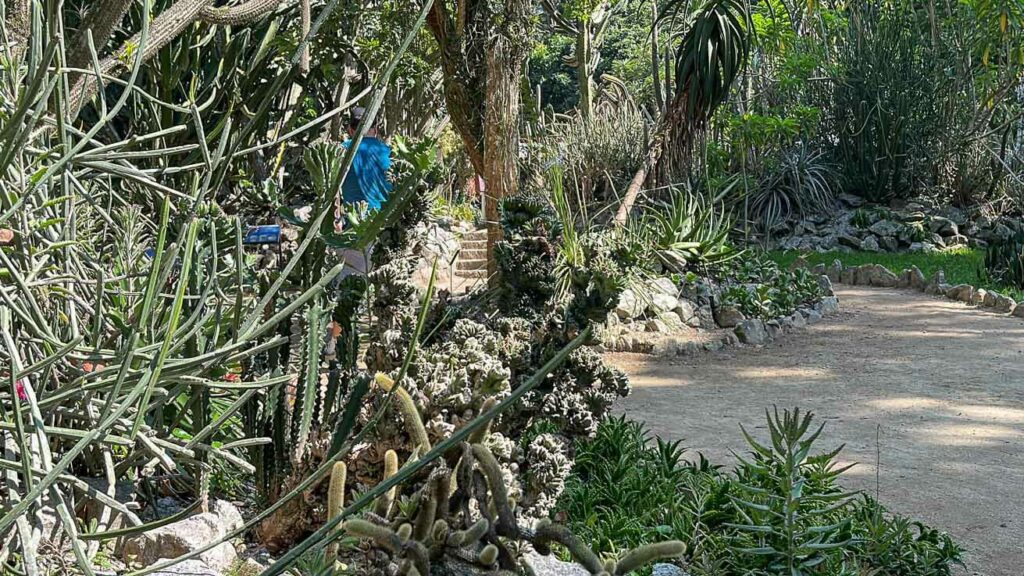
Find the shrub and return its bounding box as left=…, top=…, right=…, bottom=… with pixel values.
left=556, top=412, right=964, bottom=575
left=983, top=229, right=1024, bottom=290
left=718, top=255, right=823, bottom=319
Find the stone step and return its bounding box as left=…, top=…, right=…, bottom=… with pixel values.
left=463, top=229, right=488, bottom=241
left=457, top=268, right=489, bottom=279
left=461, top=240, right=487, bottom=251
left=460, top=248, right=486, bottom=260
left=457, top=259, right=487, bottom=272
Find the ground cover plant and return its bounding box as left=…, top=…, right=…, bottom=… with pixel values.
left=556, top=412, right=964, bottom=576
left=769, top=249, right=1024, bottom=302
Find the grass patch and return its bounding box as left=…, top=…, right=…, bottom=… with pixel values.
left=768, top=248, right=1024, bottom=302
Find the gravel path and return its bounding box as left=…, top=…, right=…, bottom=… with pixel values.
left=608, top=285, right=1024, bottom=576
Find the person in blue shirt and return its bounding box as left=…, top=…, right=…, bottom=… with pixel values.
left=341, top=107, right=392, bottom=211
left=333, top=107, right=392, bottom=279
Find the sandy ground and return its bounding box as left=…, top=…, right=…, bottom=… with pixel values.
left=608, top=285, right=1024, bottom=576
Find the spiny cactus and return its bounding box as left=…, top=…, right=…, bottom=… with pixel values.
left=326, top=462, right=348, bottom=561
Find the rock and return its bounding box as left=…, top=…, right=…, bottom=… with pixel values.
left=827, top=260, right=843, bottom=283
left=652, top=564, right=689, bottom=576
left=615, top=289, right=643, bottom=320
left=923, top=270, right=946, bottom=295
left=896, top=269, right=912, bottom=288
left=1012, top=303, right=1024, bottom=318
left=839, top=267, right=855, bottom=284
left=817, top=296, right=840, bottom=315
left=210, top=500, right=244, bottom=532
left=972, top=289, right=988, bottom=306
left=652, top=338, right=683, bottom=356
left=645, top=318, right=671, bottom=333
left=869, top=220, right=902, bottom=238
left=811, top=263, right=826, bottom=275
left=713, top=305, right=746, bottom=328
left=524, top=552, right=590, bottom=576
left=983, top=290, right=998, bottom=308
left=945, top=284, right=974, bottom=303
left=837, top=233, right=862, bottom=250
left=929, top=216, right=959, bottom=236
left=804, top=308, right=823, bottom=324
left=695, top=305, right=715, bottom=329
left=993, top=293, right=1016, bottom=313
left=992, top=223, right=1014, bottom=242
left=675, top=299, right=699, bottom=327
left=909, top=266, right=926, bottom=290
left=703, top=340, right=724, bottom=352
left=880, top=236, right=900, bottom=252
left=681, top=341, right=702, bottom=355
left=817, top=274, right=835, bottom=296
left=909, top=241, right=938, bottom=254
left=234, top=558, right=266, bottom=576
left=721, top=331, right=740, bottom=346
left=765, top=319, right=783, bottom=339
left=789, top=311, right=807, bottom=328
left=148, top=560, right=220, bottom=576
left=859, top=235, right=881, bottom=252
left=946, top=234, right=970, bottom=247
left=121, top=513, right=237, bottom=572
left=854, top=264, right=879, bottom=286
left=735, top=319, right=768, bottom=345
left=872, top=267, right=899, bottom=288
left=837, top=193, right=864, bottom=208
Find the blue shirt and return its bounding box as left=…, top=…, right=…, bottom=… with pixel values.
left=342, top=137, right=392, bottom=211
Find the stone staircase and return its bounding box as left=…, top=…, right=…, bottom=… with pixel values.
left=455, top=228, right=489, bottom=280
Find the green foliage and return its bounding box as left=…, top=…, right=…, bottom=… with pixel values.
left=719, top=256, right=823, bottom=318
left=557, top=414, right=964, bottom=576
left=983, top=229, right=1024, bottom=290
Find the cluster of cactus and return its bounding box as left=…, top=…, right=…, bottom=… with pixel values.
left=327, top=376, right=684, bottom=575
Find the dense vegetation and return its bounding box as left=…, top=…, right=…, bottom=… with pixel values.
left=1, top=0, right=1013, bottom=574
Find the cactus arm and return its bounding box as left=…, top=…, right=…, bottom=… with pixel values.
left=198, top=0, right=280, bottom=25
left=374, top=449, right=400, bottom=517
left=470, top=444, right=516, bottom=536
left=612, top=541, right=686, bottom=575
left=533, top=519, right=605, bottom=574
left=376, top=373, right=432, bottom=452
left=325, top=462, right=347, bottom=561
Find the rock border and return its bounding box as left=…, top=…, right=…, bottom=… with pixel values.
left=818, top=260, right=1023, bottom=318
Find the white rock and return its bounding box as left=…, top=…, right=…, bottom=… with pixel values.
left=713, top=305, right=746, bottom=328
left=615, top=289, right=643, bottom=320
left=524, top=552, right=590, bottom=576
left=121, top=513, right=237, bottom=572
left=1012, top=302, right=1024, bottom=318
left=148, top=560, right=220, bottom=576
left=735, top=319, right=768, bottom=345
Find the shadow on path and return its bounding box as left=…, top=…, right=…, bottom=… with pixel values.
left=609, top=286, right=1024, bottom=576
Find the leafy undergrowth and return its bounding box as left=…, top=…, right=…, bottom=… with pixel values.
left=555, top=412, right=964, bottom=576
left=769, top=248, right=1024, bottom=302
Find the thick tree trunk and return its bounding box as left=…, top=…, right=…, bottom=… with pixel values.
left=482, top=0, right=530, bottom=288
left=67, top=0, right=134, bottom=73
left=576, top=19, right=593, bottom=121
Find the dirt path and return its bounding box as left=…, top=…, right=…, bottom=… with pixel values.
left=609, top=286, right=1024, bottom=576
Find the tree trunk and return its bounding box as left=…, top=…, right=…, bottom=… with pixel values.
left=482, top=0, right=530, bottom=288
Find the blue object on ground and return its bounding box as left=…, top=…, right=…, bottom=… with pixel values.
left=244, top=225, right=282, bottom=245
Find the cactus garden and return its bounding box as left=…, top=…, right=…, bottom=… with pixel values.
left=2, top=0, right=1020, bottom=575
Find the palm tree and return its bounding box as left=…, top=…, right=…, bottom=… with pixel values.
left=614, top=0, right=751, bottom=224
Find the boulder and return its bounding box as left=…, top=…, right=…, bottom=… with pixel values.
left=896, top=269, right=913, bottom=289
left=946, top=234, right=970, bottom=247
left=972, top=289, right=988, bottom=306
left=714, top=305, right=746, bottom=328
left=908, top=242, right=938, bottom=254
left=945, top=284, right=974, bottom=303
left=817, top=296, right=840, bottom=315
left=734, top=319, right=768, bottom=345
left=646, top=277, right=681, bottom=315
left=1012, top=303, right=1024, bottom=318
left=837, top=233, right=862, bottom=250
left=992, top=222, right=1014, bottom=242
left=868, top=219, right=902, bottom=238
left=811, top=263, right=827, bottom=275
left=765, top=319, right=783, bottom=339
left=695, top=305, right=716, bottom=329
left=645, top=318, right=671, bottom=334
left=983, top=290, right=998, bottom=308
left=674, top=299, right=699, bottom=327
left=703, top=340, right=724, bottom=352
left=909, top=266, right=926, bottom=290
left=923, top=270, right=946, bottom=295
left=929, top=216, right=959, bottom=237
left=871, top=267, right=899, bottom=288
left=839, top=267, right=855, bottom=284
left=880, top=236, right=900, bottom=252
left=859, top=235, right=881, bottom=252
left=826, top=260, right=843, bottom=283
left=804, top=308, right=823, bottom=324
left=817, top=274, right=835, bottom=296
left=615, top=289, right=643, bottom=320
left=651, top=338, right=684, bottom=356
left=837, top=193, right=864, bottom=208
left=992, top=293, right=1015, bottom=313
left=121, top=513, right=237, bottom=572
left=789, top=311, right=807, bottom=328
left=149, top=560, right=220, bottom=576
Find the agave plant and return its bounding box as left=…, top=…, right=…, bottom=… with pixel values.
left=636, top=185, right=742, bottom=274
